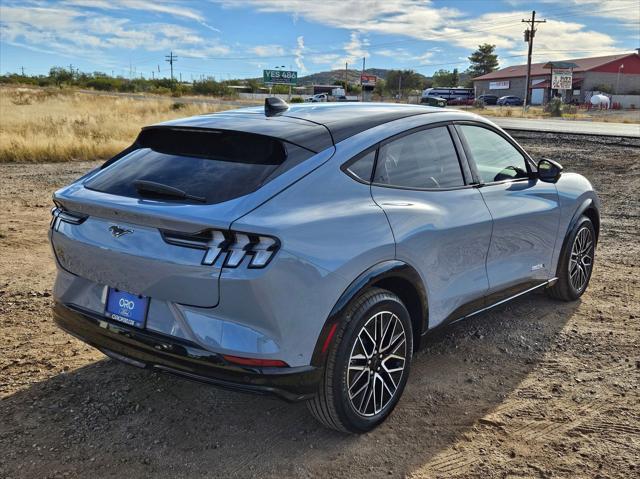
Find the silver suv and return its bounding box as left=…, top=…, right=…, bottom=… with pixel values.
left=50, top=101, right=599, bottom=432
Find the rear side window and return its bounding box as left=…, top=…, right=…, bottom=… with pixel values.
left=373, top=127, right=464, bottom=189
left=85, top=128, right=314, bottom=204
left=345, top=150, right=376, bottom=182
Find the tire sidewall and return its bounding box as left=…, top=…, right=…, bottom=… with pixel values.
left=331, top=295, right=413, bottom=433
left=560, top=216, right=596, bottom=300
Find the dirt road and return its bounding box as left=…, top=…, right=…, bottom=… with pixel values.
left=1, top=133, right=638, bottom=478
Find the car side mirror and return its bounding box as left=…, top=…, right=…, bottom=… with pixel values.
left=537, top=158, right=563, bottom=183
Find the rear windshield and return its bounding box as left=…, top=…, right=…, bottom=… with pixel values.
left=85, top=128, right=314, bottom=204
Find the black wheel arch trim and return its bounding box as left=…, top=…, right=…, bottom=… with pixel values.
left=310, top=260, right=428, bottom=368
left=566, top=197, right=600, bottom=244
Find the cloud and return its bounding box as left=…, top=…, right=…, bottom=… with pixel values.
left=213, top=0, right=629, bottom=61
left=339, top=32, right=369, bottom=67
left=63, top=0, right=221, bottom=32
left=294, top=35, right=306, bottom=73
left=375, top=48, right=435, bottom=65
left=0, top=2, right=230, bottom=67
left=250, top=44, right=286, bottom=57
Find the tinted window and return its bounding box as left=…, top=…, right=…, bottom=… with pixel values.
left=86, top=128, right=313, bottom=204
left=346, top=150, right=375, bottom=182
left=373, top=127, right=464, bottom=189
left=459, top=125, right=529, bottom=183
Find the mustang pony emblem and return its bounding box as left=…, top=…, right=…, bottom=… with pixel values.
left=109, top=225, right=133, bottom=238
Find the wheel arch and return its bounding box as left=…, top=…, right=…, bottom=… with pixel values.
left=567, top=197, right=600, bottom=244
left=310, top=260, right=428, bottom=367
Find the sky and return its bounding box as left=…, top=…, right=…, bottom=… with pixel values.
left=1, top=0, right=639, bottom=80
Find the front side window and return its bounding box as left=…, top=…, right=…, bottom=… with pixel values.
left=459, top=125, right=529, bottom=184
left=373, top=126, right=464, bottom=189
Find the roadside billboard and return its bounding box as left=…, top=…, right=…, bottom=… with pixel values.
left=361, top=74, right=377, bottom=86
left=551, top=68, right=573, bottom=90
left=263, top=69, right=297, bottom=85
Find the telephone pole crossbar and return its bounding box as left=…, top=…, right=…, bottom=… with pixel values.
left=165, top=51, right=178, bottom=87
left=522, top=10, right=546, bottom=106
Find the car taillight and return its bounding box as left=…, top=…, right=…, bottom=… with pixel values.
left=162, top=229, right=280, bottom=269
left=50, top=206, right=88, bottom=228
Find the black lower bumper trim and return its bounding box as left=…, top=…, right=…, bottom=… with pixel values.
left=53, top=302, right=321, bottom=401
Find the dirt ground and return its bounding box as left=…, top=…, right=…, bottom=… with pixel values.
left=0, top=132, right=638, bottom=479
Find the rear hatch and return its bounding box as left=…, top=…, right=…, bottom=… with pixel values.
left=51, top=120, right=332, bottom=308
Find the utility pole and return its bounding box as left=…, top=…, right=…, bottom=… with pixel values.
left=522, top=10, right=546, bottom=106
left=361, top=57, right=365, bottom=102
left=398, top=73, right=402, bottom=101
left=165, top=51, right=178, bottom=87
left=20, top=66, right=25, bottom=76
left=344, top=62, right=348, bottom=92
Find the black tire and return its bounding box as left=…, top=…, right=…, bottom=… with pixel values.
left=547, top=215, right=596, bottom=301
left=307, top=287, right=413, bottom=433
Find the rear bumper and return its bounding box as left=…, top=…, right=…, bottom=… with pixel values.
left=53, top=302, right=321, bottom=401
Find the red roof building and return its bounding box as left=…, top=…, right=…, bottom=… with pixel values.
left=473, top=52, right=640, bottom=105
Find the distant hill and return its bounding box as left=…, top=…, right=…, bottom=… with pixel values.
left=297, top=68, right=431, bottom=86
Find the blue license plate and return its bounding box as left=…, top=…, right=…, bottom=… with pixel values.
left=105, top=288, right=149, bottom=328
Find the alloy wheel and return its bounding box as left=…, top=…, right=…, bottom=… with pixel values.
left=569, top=226, right=594, bottom=293
left=346, top=311, right=407, bottom=417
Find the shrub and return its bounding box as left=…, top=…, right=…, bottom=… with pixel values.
left=472, top=99, right=485, bottom=109
left=548, top=97, right=563, bottom=117
left=289, top=96, right=304, bottom=103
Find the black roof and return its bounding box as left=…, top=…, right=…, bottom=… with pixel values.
left=157, top=103, right=441, bottom=153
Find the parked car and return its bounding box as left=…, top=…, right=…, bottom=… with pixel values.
left=497, top=95, right=524, bottom=106
left=305, top=93, right=328, bottom=102
left=477, top=94, right=499, bottom=105
left=50, top=100, right=600, bottom=433
left=447, top=97, right=475, bottom=106
left=421, top=87, right=473, bottom=105
left=422, top=96, right=447, bottom=107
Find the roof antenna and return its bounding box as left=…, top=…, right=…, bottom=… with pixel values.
left=265, top=97, right=289, bottom=117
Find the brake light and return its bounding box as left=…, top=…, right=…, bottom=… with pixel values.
left=222, top=355, right=289, bottom=367
left=50, top=206, right=88, bottom=228
left=161, top=229, right=280, bottom=269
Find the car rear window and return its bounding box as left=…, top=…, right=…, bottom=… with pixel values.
left=85, top=128, right=314, bottom=204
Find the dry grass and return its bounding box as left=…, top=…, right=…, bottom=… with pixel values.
left=461, top=104, right=640, bottom=122
left=0, top=87, right=232, bottom=163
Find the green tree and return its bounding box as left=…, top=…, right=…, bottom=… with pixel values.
left=49, top=67, right=74, bottom=86
left=467, top=44, right=499, bottom=78
left=385, top=70, right=425, bottom=96
left=432, top=69, right=457, bottom=87
left=451, top=68, right=459, bottom=87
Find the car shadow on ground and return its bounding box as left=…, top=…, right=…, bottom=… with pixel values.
left=0, top=292, right=578, bottom=479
